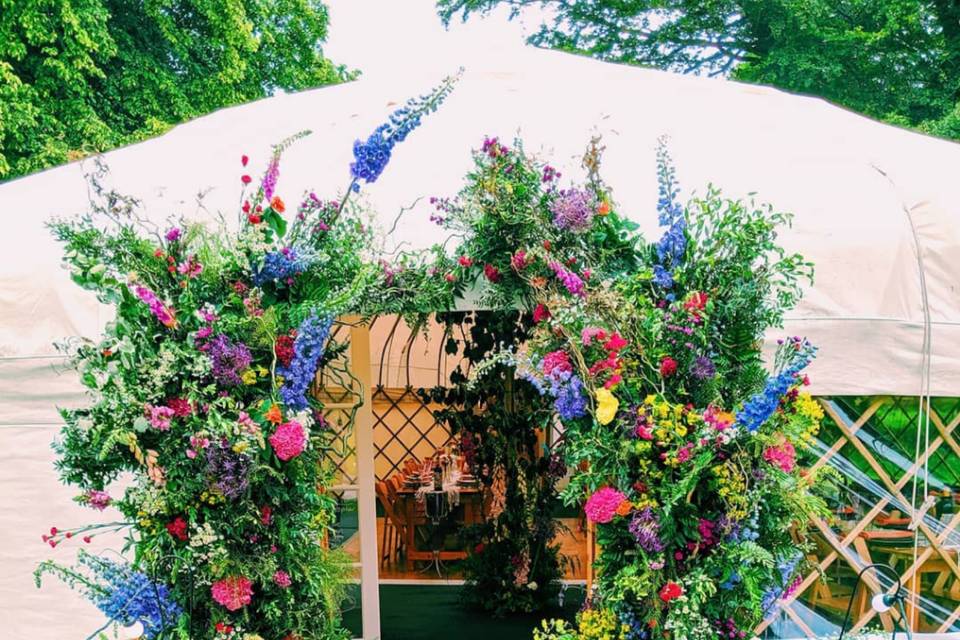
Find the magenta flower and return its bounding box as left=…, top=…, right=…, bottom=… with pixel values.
left=584, top=487, right=627, bottom=524
left=269, top=421, right=307, bottom=461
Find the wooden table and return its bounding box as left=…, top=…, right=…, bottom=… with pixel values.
left=396, top=484, right=483, bottom=571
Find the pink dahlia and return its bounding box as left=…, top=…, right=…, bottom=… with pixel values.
left=269, top=421, right=307, bottom=461
left=273, top=570, right=292, bottom=588
left=584, top=487, right=627, bottom=524
left=211, top=575, right=253, bottom=611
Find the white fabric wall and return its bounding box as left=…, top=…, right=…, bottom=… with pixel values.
left=2, top=48, right=960, bottom=638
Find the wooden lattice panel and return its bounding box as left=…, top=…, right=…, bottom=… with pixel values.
left=371, top=386, right=454, bottom=481
left=757, top=396, right=960, bottom=637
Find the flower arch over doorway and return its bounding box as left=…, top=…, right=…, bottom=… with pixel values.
left=32, top=69, right=956, bottom=640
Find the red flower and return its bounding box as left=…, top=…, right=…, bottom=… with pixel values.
left=533, top=304, right=550, bottom=324
left=242, top=201, right=251, bottom=213
left=483, top=263, right=502, bottom=283
left=248, top=214, right=261, bottom=224
left=241, top=154, right=249, bottom=167
left=444, top=272, right=456, bottom=283
left=659, top=581, right=684, bottom=603
left=684, top=291, right=708, bottom=312
left=659, top=356, right=678, bottom=378
left=474, top=543, right=485, bottom=554
left=458, top=255, right=473, bottom=267
left=260, top=505, right=273, bottom=526
left=166, top=397, right=192, bottom=417
left=241, top=174, right=252, bottom=184
left=275, top=334, right=296, bottom=367
left=166, top=517, right=188, bottom=541
left=603, top=333, right=628, bottom=352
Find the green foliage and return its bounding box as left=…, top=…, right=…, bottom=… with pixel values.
left=408, top=135, right=829, bottom=637
left=424, top=310, right=564, bottom=615
left=437, top=0, right=960, bottom=139
left=0, top=0, right=348, bottom=180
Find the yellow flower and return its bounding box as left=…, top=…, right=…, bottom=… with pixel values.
left=232, top=442, right=249, bottom=454
left=241, top=369, right=258, bottom=385
left=595, top=388, right=619, bottom=425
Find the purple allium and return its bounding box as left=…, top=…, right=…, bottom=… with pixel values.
left=164, top=227, right=182, bottom=243
left=691, top=355, right=717, bottom=380
left=207, top=334, right=252, bottom=386
left=550, top=188, right=596, bottom=232
left=206, top=439, right=252, bottom=500
left=629, top=507, right=664, bottom=553
left=277, top=313, right=333, bottom=411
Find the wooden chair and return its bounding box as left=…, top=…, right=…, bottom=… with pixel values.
left=375, top=481, right=399, bottom=567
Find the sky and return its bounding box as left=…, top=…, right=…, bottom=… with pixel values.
left=324, top=0, right=543, bottom=78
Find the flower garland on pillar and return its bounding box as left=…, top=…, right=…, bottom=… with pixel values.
left=36, top=73, right=459, bottom=640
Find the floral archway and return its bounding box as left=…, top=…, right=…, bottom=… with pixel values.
left=36, top=73, right=832, bottom=640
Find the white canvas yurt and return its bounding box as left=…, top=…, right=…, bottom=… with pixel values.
left=2, top=46, right=959, bottom=639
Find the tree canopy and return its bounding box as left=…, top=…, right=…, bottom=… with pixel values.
left=0, top=0, right=347, bottom=180
left=437, top=0, right=960, bottom=140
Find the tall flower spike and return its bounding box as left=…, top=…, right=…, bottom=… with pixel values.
left=652, top=136, right=687, bottom=289
left=350, top=69, right=463, bottom=187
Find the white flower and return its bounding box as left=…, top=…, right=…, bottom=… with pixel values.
left=527, top=581, right=538, bottom=591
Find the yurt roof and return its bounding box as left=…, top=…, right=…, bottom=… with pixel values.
left=3, top=47, right=960, bottom=411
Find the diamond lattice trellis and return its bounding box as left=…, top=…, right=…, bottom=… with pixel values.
left=757, top=396, right=960, bottom=637
left=371, top=385, right=454, bottom=481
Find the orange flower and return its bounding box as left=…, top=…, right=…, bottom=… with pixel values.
left=597, top=200, right=611, bottom=216
left=615, top=499, right=633, bottom=517
left=270, top=196, right=285, bottom=213
left=265, top=404, right=283, bottom=425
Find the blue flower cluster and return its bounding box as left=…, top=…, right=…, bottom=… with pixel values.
left=735, top=337, right=817, bottom=433
left=620, top=608, right=652, bottom=640
left=546, top=369, right=588, bottom=420
left=82, top=554, right=181, bottom=639
left=350, top=71, right=461, bottom=186
left=652, top=137, right=686, bottom=290
left=252, top=247, right=306, bottom=286
left=760, top=552, right=802, bottom=611
left=277, top=312, right=334, bottom=411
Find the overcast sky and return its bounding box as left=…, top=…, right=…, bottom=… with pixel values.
left=324, top=0, right=542, bottom=77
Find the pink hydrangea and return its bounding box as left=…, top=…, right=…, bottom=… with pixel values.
left=584, top=487, right=627, bottom=524
left=211, top=575, right=253, bottom=611
left=269, top=421, right=307, bottom=461
left=273, top=570, right=292, bottom=588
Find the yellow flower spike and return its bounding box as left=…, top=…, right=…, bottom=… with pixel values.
left=595, top=387, right=619, bottom=425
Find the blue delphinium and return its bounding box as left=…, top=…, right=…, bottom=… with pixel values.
left=760, top=552, right=802, bottom=611
left=736, top=337, right=817, bottom=433
left=547, top=369, right=588, bottom=420
left=277, top=312, right=334, bottom=411
left=652, top=136, right=686, bottom=289
left=82, top=554, right=182, bottom=639
left=252, top=247, right=306, bottom=286
left=350, top=70, right=461, bottom=186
